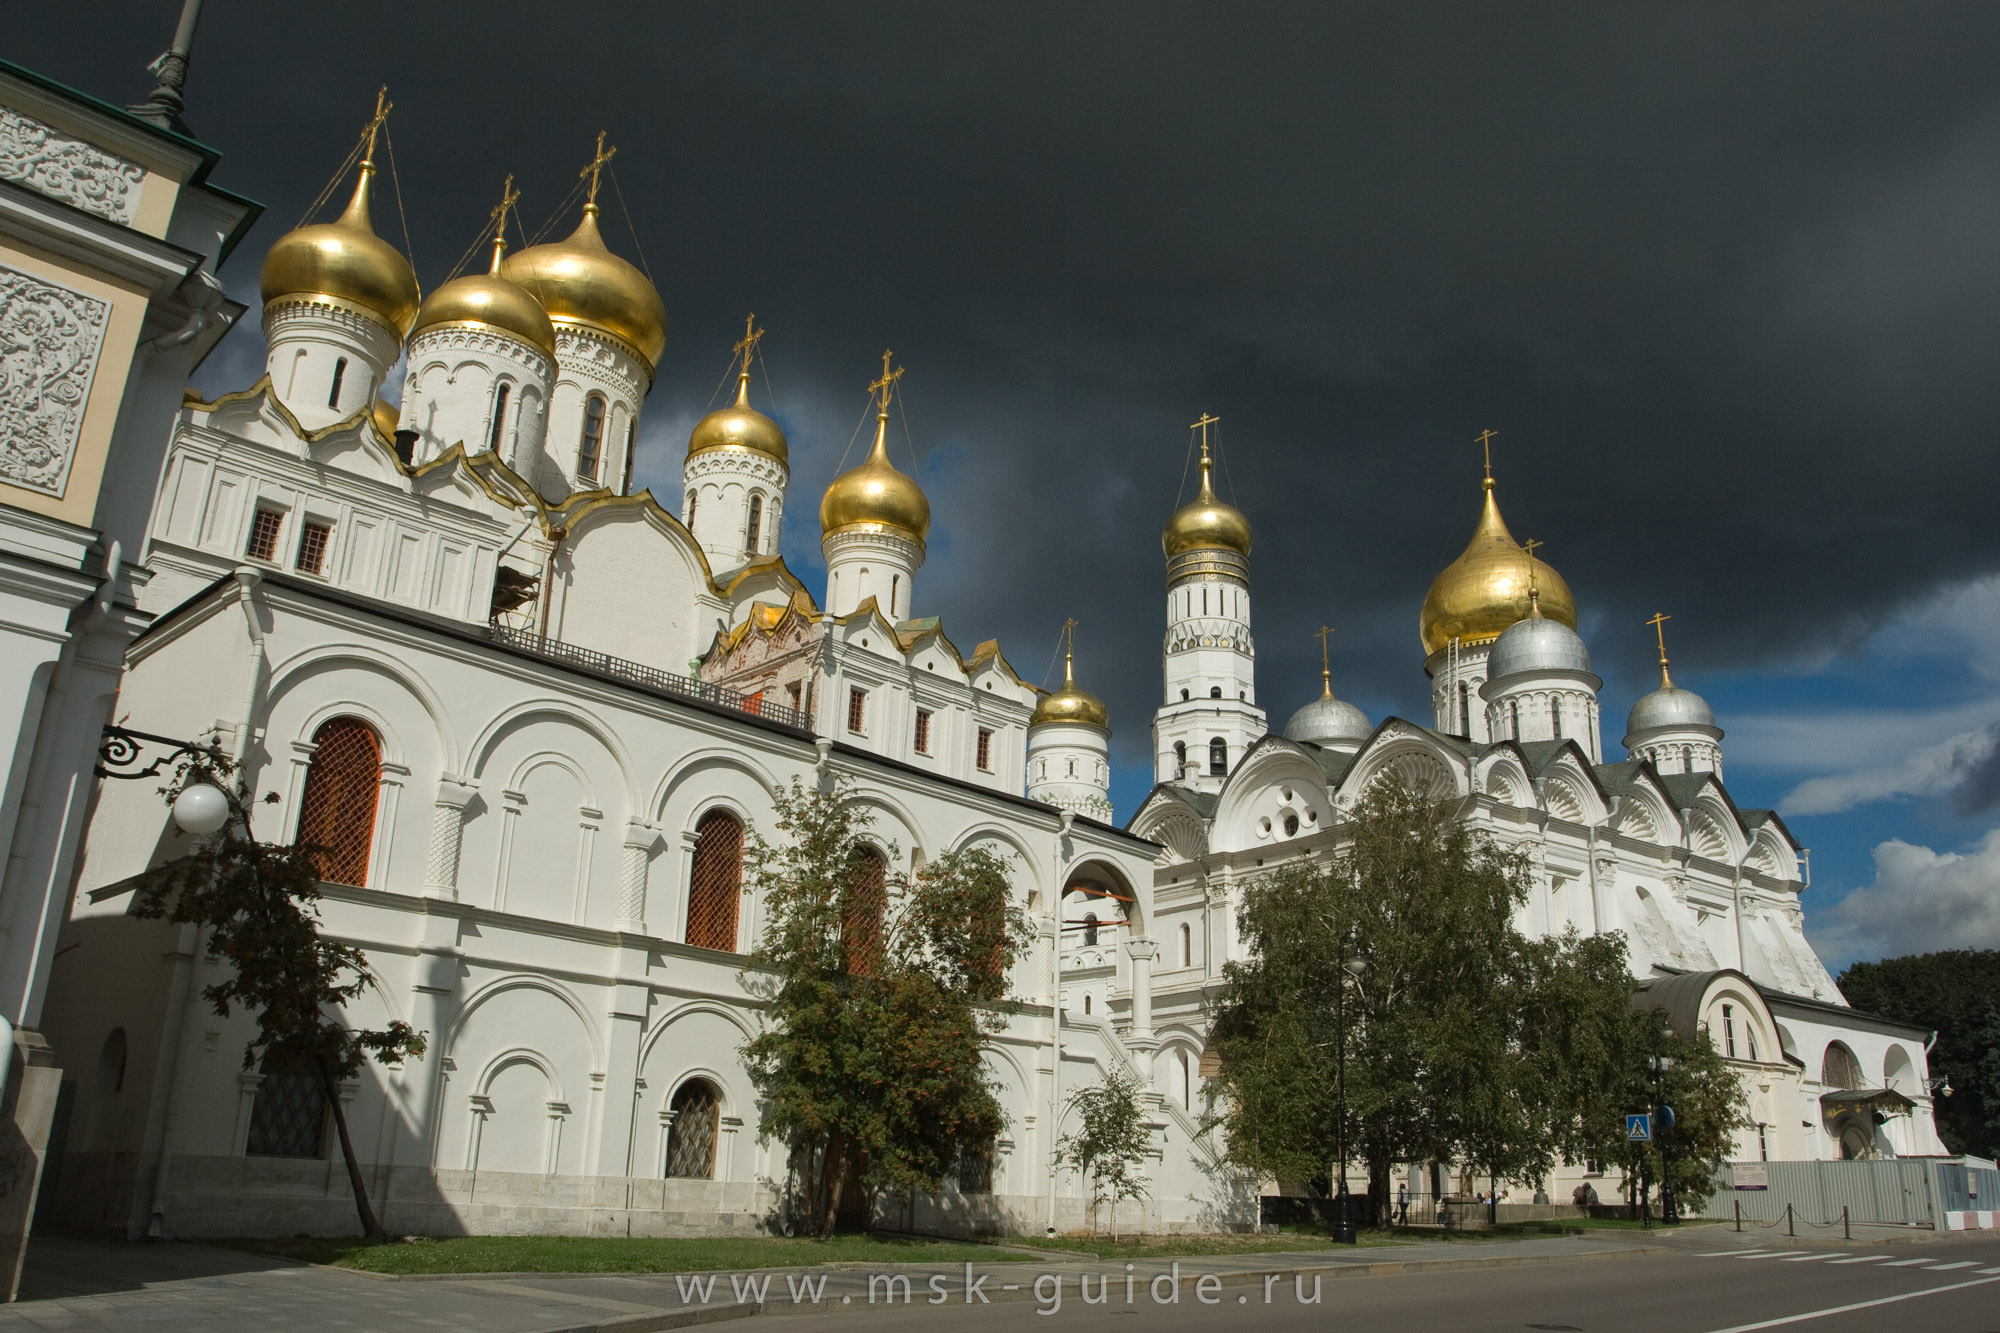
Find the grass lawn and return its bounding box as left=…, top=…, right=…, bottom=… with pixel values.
left=231, top=1232, right=1033, bottom=1275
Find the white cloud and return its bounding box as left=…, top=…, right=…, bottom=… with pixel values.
left=1809, top=830, right=2000, bottom=965
left=1779, top=720, right=2000, bottom=816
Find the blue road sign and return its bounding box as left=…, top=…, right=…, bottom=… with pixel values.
left=1626, top=1113, right=1653, bottom=1142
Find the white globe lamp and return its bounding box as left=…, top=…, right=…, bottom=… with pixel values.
left=172, top=783, right=230, bottom=836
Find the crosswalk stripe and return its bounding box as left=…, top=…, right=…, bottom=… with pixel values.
left=1924, top=1261, right=1977, bottom=1270
left=1826, top=1255, right=1890, bottom=1264
left=1699, top=1249, right=1770, bottom=1257
left=1977, top=1268, right=2000, bottom=1275
left=1881, top=1258, right=1936, bottom=1267
left=1737, top=1252, right=1806, bottom=1260
left=1778, top=1253, right=1842, bottom=1261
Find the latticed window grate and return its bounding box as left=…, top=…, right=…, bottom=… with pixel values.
left=976, top=728, right=992, bottom=772
left=847, top=687, right=866, bottom=734
left=245, top=507, right=283, bottom=562
left=295, top=519, right=332, bottom=574
left=295, top=717, right=381, bottom=886
left=246, top=1055, right=327, bottom=1158
left=913, top=709, right=931, bottom=755
left=579, top=393, right=605, bottom=480
left=685, top=810, right=743, bottom=952
left=955, top=1138, right=995, bottom=1194
left=1822, top=1042, right=1863, bottom=1090
left=841, top=847, right=887, bottom=976
left=665, top=1080, right=721, bottom=1178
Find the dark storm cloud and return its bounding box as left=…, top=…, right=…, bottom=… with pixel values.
left=20, top=3, right=2000, bottom=774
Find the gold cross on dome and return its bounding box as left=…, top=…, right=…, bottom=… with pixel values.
left=1314, top=624, right=1335, bottom=671
left=1648, top=611, right=1673, bottom=684
left=734, top=312, right=764, bottom=373
left=361, top=85, right=392, bottom=163
left=1476, top=428, right=1497, bottom=480
left=580, top=130, right=617, bottom=207
left=869, top=349, right=904, bottom=411
left=1190, top=412, right=1220, bottom=461
left=1521, top=538, right=1543, bottom=603
left=487, top=173, right=521, bottom=269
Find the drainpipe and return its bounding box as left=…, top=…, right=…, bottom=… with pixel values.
left=1047, top=811, right=1072, bottom=1236
left=231, top=568, right=265, bottom=767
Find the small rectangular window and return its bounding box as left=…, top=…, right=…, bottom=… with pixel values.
left=1756, top=1123, right=1769, bottom=1161
left=786, top=681, right=802, bottom=711
left=976, top=727, right=993, bottom=772
left=295, top=519, right=333, bottom=575
left=914, top=708, right=932, bottom=755
left=245, top=507, right=284, bottom=562
left=847, top=687, right=866, bottom=734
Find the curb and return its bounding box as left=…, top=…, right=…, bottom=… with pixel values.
left=528, top=1304, right=760, bottom=1333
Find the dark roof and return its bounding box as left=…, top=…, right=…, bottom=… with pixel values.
left=1513, top=739, right=1569, bottom=777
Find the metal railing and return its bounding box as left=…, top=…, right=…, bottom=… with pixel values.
left=486, top=626, right=810, bottom=731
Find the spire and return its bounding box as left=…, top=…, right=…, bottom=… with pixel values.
left=866, top=347, right=905, bottom=459
left=1315, top=624, right=1335, bottom=698
left=1522, top=538, right=1544, bottom=618
left=129, top=0, right=204, bottom=133
left=1648, top=612, right=1674, bottom=688
left=1191, top=412, right=1221, bottom=502
left=1062, top=618, right=1079, bottom=690
left=732, top=312, right=764, bottom=408
left=580, top=129, right=617, bottom=220
left=487, top=172, right=520, bottom=275
left=333, top=86, right=394, bottom=235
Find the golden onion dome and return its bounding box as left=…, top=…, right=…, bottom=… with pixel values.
left=258, top=161, right=420, bottom=338
left=410, top=240, right=557, bottom=361
left=1162, top=447, right=1252, bottom=558
left=820, top=409, right=930, bottom=545
left=370, top=397, right=400, bottom=442
left=1031, top=651, right=1111, bottom=730
left=689, top=369, right=788, bottom=465
left=499, top=204, right=666, bottom=372
left=1419, top=477, right=1577, bottom=657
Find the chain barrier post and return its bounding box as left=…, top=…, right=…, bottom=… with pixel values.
left=1843, top=1205, right=1850, bottom=1241
left=1735, top=1199, right=1741, bottom=1231
left=1786, top=1203, right=1794, bottom=1237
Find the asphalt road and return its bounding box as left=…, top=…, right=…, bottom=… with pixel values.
left=855, top=1231, right=2000, bottom=1333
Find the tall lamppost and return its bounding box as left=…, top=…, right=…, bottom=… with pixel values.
left=1334, top=946, right=1368, bottom=1244
left=1648, top=1053, right=1678, bottom=1225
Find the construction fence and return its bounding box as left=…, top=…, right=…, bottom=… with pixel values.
left=1706, top=1158, right=1998, bottom=1230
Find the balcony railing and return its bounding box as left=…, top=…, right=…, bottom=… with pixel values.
left=487, top=626, right=810, bottom=731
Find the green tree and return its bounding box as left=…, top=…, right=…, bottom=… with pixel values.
left=1838, top=949, right=2000, bottom=1159
left=130, top=750, right=426, bottom=1240
left=1209, top=778, right=1677, bottom=1218
left=1600, top=1014, right=1748, bottom=1215
left=1055, top=1061, right=1151, bottom=1238
left=742, top=778, right=1029, bottom=1236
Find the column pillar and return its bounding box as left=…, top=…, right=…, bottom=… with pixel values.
left=1125, top=937, right=1158, bottom=1049
left=420, top=778, right=478, bottom=901
left=618, top=822, right=664, bottom=935
left=594, top=981, right=647, bottom=1177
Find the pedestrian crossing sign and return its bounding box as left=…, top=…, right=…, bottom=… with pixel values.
left=1626, top=1113, right=1652, bottom=1142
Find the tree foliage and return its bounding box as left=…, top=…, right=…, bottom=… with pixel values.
left=1610, top=1017, right=1748, bottom=1212
left=742, top=778, right=1029, bottom=1236
left=129, top=749, right=425, bottom=1239
left=1838, top=949, right=2000, bottom=1159
left=1209, top=777, right=1747, bottom=1217
left=1055, top=1061, right=1151, bottom=1237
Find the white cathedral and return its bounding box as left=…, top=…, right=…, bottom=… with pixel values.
left=39, top=113, right=1945, bottom=1241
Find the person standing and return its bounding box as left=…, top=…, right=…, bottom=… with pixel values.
left=1396, top=1182, right=1410, bottom=1226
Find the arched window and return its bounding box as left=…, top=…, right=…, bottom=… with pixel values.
left=1457, top=681, right=1471, bottom=736
left=1173, top=741, right=1187, bottom=776
left=746, top=494, right=764, bottom=553
left=890, top=574, right=900, bottom=617
left=1083, top=993, right=1093, bottom=1015
left=1209, top=686, right=1222, bottom=699
left=841, top=845, right=888, bottom=976
left=1681, top=746, right=1694, bottom=773
left=685, top=810, right=744, bottom=951
left=295, top=717, right=381, bottom=886
left=620, top=420, right=636, bottom=493
left=1082, top=912, right=1099, bottom=947
left=1179, top=922, right=1192, bottom=968
left=665, top=1079, right=721, bottom=1178
left=488, top=382, right=511, bottom=451
left=1208, top=737, right=1227, bottom=777
left=1510, top=700, right=1521, bottom=740
left=1179, top=689, right=1189, bottom=701
left=686, top=489, right=698, bottom=528
left=1821, top=1042, right=1863, bottom=1091
left=578, top=392, right=606, bottom=480
left=327, top=356, right=348, bottom=409
left=1179, top=1048, right=1192, bottom=1107
left=1551, top=696, right=1563, bottom=738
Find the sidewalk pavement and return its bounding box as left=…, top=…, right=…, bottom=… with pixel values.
left=0, top=1232, right=1674, bottom=1332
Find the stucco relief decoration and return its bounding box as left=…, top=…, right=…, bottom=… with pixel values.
left=0, top=264, right=110, bottom=497
left=0, top=109, right=145, bottom=225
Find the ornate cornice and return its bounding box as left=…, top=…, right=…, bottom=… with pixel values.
left=407, top=323, right=554, bottom=377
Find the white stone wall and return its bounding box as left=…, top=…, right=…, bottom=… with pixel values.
left=262, top=300, right=401, bottom=433
left=399, top=326, right=552, bottom=469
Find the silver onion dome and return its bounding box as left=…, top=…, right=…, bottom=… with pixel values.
left=1285, top=691, right=1372, bottom=748
left=1488, top=611, right=1592, bottom=680
left=1626, top=683, right=1717, bottom=735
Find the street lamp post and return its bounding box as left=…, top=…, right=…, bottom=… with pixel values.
left=1648, top=1054, right=1678, bottom=1225
left=1334, top=947, right=1367, bottom=1245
